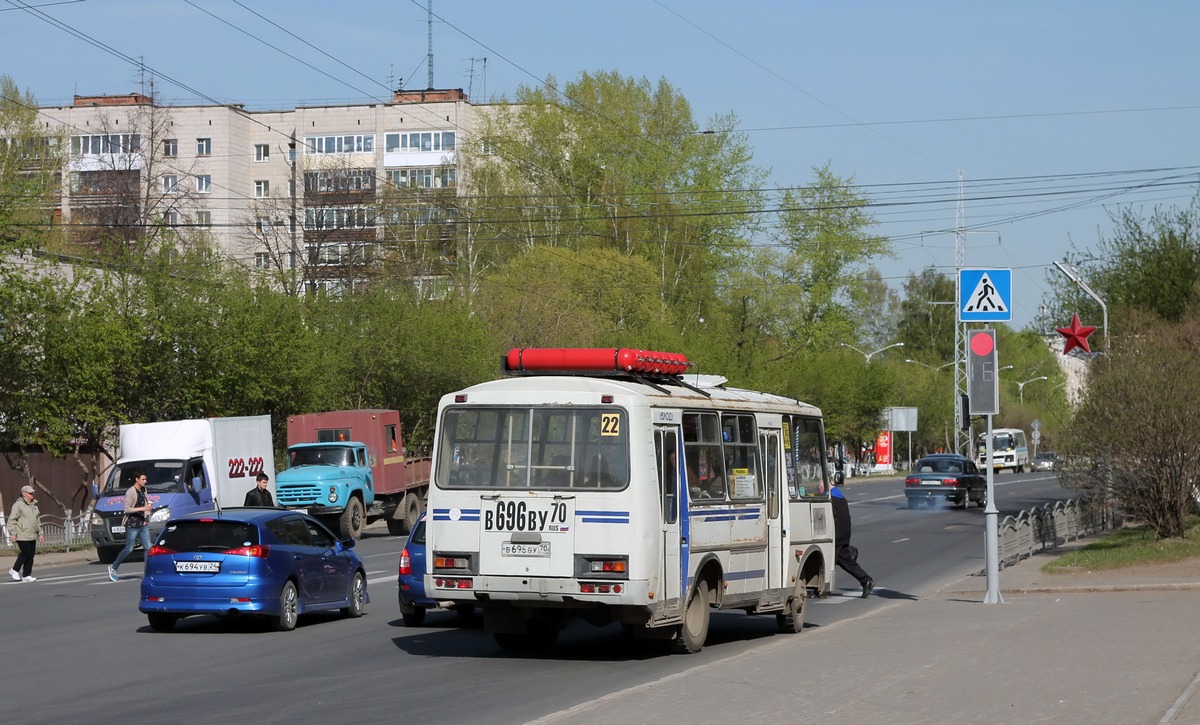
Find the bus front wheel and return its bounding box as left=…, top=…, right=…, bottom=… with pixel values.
left=671, top=579, right=711, bottom=654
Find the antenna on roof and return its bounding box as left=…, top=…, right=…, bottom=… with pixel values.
left=426, top=0, right=434, bottom=89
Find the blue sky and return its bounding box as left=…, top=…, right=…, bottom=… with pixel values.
left=4, top=0, right=1198, bottom=330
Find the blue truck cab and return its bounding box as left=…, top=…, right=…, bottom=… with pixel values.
left=275, top=442, right=373, bottom=539
left=91, top=458, right=210, bottom=564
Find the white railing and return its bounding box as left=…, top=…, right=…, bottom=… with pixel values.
left=997, top=497, right=1118, bottom=569
left=1, top=511, right=93, bottom=551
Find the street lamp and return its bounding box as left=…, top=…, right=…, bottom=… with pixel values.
left=841, top=341, right=903, bottom=363
left=1017, top=376, right=1048, bottom=405
left=905, top=358, right=954, bottom=371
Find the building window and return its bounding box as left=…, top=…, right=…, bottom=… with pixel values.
left=255, top=144, right=269, bottom=162
left=255, top=252, right=270, bottom=269
left=163, top=175, right=178, bottom=193
left=304, top=169, right=376, bottom=193
left=197, top=175, right=211, bottom=194
left=302, top=134, right=375, bottom=155
left=255, top=180, right=269, bottom=198
left=387, top=167, right=455, bottom=189
left=196, top=210, right=212, bottom=228
left=384, top=131, right=456, bottom=153
left=197, top=138, right=212, bottom=156
left=163, top=210, right=179, bottom=226
left=256, top=217, right=273, bottom=235
left=304, top=206, right=374, bottom=231
left=163, top=138, right=178, bottom=157
left=71, top=134, right=141, bottom=156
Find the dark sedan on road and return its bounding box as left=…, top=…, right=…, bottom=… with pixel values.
left=904, top=454, right=987, bottom=509
left=140, top=508, right=367, bottom=632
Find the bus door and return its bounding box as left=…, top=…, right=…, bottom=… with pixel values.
left=761, top=430, right=784, bottom=591
left=654, top=424, right=684, bottom=610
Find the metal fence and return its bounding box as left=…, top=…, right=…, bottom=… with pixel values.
left=997, top=497, right=1119, bottom=569
left=1, top=511, right=94, bottom=552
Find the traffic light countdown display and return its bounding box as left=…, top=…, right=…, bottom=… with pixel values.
left=967, top=329, right=999, bottom=415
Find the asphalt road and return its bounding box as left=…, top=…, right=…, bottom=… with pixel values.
left=4, top=472, right=1073, bottom=724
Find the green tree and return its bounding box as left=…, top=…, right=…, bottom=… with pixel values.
left=896, top=268, right=957, bottom=364
left=848, top=268, right=902, bottom=350
left=460, top=70, right=765, bottom=325
left=476, top=245, right=673, bottom=350
left=1062, top=308, right=1200, bottom=539
left=766, top=163, right=892, bottom=360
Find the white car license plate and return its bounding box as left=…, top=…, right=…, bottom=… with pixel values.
left=112, top=525, right=126, bottom=533
left=175, top=561, right=220, bottom=573
left=501, top=542, right=551, bottom=558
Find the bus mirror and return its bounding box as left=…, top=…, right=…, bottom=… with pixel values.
left=834, top=470, right=845, bottom=487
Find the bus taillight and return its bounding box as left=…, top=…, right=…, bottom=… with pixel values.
left=434, top=555, right=470, bottom=570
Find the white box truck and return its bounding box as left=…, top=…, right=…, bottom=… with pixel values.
left=90, top=416, right=274, bottom=563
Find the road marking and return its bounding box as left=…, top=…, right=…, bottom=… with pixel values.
left=892, top=537, right=910, bottom=543
left=813, top=591, right=880, bottom=604
left=363, top=550, right=403, bottom=560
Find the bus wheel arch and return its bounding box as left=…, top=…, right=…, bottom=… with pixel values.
left=798, top=546, right=828, bottom=598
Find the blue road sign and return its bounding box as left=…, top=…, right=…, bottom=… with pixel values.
left=959, top=268, right=1012, bottom=322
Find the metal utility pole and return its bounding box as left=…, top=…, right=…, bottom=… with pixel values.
left=953, top=171, right=968, bottom=455
left=427, top=0, right=434, bottom=89
left=289, top=130, right=298, bottom=295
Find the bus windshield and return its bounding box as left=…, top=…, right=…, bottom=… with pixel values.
left=989, top=433, right=1018, bottom=450
left=437, top=407, right=629, bottom=490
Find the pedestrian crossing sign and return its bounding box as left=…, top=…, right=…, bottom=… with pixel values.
left=958, top=268, right=1012, bottom=322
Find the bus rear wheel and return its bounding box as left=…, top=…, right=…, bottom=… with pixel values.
left=670, top=579, right=711, bottom=654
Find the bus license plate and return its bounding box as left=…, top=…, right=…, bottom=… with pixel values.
left=501, top=542, right=551, bottom=558
left=112, top=525, right=126, bottom=533
left=175, top=561, right=221, bottom=573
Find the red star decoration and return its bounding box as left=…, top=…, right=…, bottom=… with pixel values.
left=1056, top=312, right=1096, bottom=355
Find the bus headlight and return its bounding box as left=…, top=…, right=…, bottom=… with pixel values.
left=150, top=507, right=171, bottom=523
left=90, top=512, right=102, bottom=526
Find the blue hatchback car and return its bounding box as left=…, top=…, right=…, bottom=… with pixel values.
left=140, top=507, right=367, bottom=632
left=397, top=514, right=474, bottom=626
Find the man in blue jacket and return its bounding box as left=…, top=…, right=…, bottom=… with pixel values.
left=831, top=482, right=874, bottom=598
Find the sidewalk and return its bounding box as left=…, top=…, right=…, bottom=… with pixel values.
left=537, top=544, right=1200, bottom=725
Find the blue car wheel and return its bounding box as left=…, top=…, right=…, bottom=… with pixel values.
left=274, top=581, right=299, bottom=631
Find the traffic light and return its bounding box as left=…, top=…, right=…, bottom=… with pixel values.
left=967, top=329, right=999, bottom=415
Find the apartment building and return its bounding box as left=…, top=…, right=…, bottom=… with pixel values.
left=39, top=88, right=477, bottom=293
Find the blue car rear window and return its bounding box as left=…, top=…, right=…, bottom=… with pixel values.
left=157, top=521, right=259, bottom=551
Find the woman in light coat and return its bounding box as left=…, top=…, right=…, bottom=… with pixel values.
left=9, top=485, right=44, bottom=582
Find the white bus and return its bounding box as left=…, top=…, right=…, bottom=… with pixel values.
left=977, top=428, right=1029, bottom=473
left=425, top=348, right=836, bottom=654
